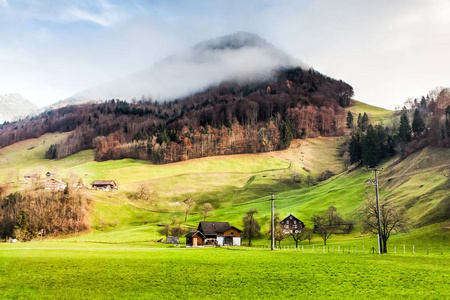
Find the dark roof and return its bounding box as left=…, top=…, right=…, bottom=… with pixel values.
left=185, top=230, right=205, bottom=238
left=197, top=222, right=242, bottom=235
left=198, top=222, right=230, bottom=235
left=92, top=180, right=116, bottom=186
left=280, top=214, right=303, bottom=223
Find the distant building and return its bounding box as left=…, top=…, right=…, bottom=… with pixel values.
left=45, top=178, right=67, bottom=191
left=46, top=172, right=57, bottom=178
left=91, top=180, right=117, bottom=191
left=185, top=221, right=242, bottom=247
left=24, top=173, right=40, bottom=182
left=280, top=214, right=305, bottom=234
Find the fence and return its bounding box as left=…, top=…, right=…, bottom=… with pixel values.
left=235, top=244, right=446, bottom=255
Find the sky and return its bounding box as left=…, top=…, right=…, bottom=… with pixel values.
left=0, top=0, right=449, bottom=109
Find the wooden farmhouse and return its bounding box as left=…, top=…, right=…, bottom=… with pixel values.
left=185, top=221, right=242, bottom=247
left=24, top=173, right=40, bottom=182
left=280, top=214, right=305, bottom=234
left=45, top=178, right=67, bottom=191
left=91, top=180, right=118, bottom=191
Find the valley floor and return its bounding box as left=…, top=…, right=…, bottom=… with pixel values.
left=1, top=246, right=448, bottom=299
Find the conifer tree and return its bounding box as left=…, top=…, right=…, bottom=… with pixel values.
left=362, top=125, right=381, bottom=166
left=412, top=109, right=425, bottom=135
left=398, top=112, right=412, bottom=143
left=346, top=111, right=354, bottom=128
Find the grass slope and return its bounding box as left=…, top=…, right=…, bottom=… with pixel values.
left=346, top=99, right=394, bottom=125
left=1, top=248, right=449, bottom=299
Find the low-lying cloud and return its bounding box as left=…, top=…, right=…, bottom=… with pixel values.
left=73, top=33, right=303, bottom=102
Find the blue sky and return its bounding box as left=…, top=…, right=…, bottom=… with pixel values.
left=1, top=0, right=449, bottom=108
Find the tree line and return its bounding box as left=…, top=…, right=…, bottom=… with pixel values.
left=0, top=67, right=353, bottom=164
left=343, top=87, right=450, bottom=168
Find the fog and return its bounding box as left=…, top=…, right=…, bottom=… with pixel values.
left=74, top=32, right=301, bottom=102
left=1, top=1, right=449, bottom=109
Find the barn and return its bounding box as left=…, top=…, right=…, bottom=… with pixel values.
left=91, top=180, right=117, bottom=191
left=185, top=221, right=242, bottom=247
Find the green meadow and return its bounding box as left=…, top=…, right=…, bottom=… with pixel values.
left=1, top=247, right=449, bottom=299
left=0, top=100, right=449, bottom=298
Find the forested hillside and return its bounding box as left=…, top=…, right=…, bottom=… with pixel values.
left=0, top=67, right=353, bottom=164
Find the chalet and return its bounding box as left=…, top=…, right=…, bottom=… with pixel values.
left=280, top=214, right=305, bottom=234
left=24, top=173, right=40, bottom=181
left=45, top=178, right=67, bottom=191
left=91, top=180, right=117, bottom=191
left=185, top=221, right=242, bottom=247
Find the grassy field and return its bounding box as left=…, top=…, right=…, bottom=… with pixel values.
left=0, top=101, right=449, bottom=299
left=346, top=99, right=394, bottom=126
left=1, top=247, right=449, bottom=299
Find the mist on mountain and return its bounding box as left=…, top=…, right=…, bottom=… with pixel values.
left=69, top=32, right=303, bottom=104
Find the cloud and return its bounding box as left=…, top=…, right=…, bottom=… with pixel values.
left=74, top=32, right=302, bottom=102
left=0, top=0, right=9, bottom=8
left=0, top=0, right=449, bottom=109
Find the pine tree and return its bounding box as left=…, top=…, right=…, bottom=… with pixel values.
left=398, top=112, right=412, bottom=143
left=412, top=109, right=425, bottom=135
left=362, top=125, right=381, bottom=166
left=349, top=131, right=363, bottom=164
left=361, top=112, right=369, bottom=132
left=346, top=111, right=354, bottom=128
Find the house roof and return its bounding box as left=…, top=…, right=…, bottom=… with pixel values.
left=197, top=222, right=242, bottom=235
left=185, top=230, right=205, bottom=238
left=92, top=180, right=116, bottom=185
left=281, top=214, right=304, bottom=224
left=46, top=178, right=66, bottom=184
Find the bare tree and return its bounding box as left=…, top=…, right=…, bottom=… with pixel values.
left=183, top=198, right=196, bottom=222
left=267, top=213, right=284, bottom=248
left=305, top=228, right=313, bottom=244
left=158, top=224, right=170, bottom=241
left=135, top=184, right=150, bottom=201
left=360, top=198, right=407, bottom=253
left=170, top=225, right=184, bottom=238
left=199, top=203, right=214, bottom=221
left=289, top=227, right=310, bottom=248
left=242, top=209, right=261, bottom=246
left=312, top=206, right=343, bottom=245
left=172, top=216, right=181, bottom=226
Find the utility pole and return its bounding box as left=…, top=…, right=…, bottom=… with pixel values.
left=270, top=193, right=275, bottom=251
left=372, top=168, right=382, bottom=254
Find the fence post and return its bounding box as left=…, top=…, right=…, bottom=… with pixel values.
left=403, top=244, right=405, bottom=254
left=328, top=246, right=329, bottom=253
left=441, top=245, right=443, bottom=255
left=413, top=245, right=415, bottom=255
left=362, top=245, right=364, bottom=253
left=394, top=245, right=396, bottom=254
left=312, top=245, right=315, bottom=252
left=332, top=245, right=335, bottom=253
left=426, top=246, right=429, bottom=255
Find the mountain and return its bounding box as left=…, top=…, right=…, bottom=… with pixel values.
left=0, top=93, right=38, bottom=123
left=61, top=32, right=301, bottom=106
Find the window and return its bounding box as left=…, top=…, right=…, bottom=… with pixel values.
left=231, top=232, right=234, bottom=236
left=286, top=220, right=289, bottom=225
left=294, top=225, right=297, bottom=229
left=294, top=220, right=297, bottom=224
left=285, top=225, right=289, bottom=229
